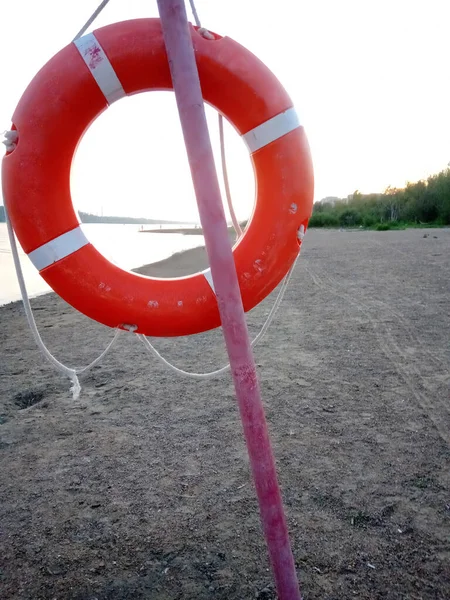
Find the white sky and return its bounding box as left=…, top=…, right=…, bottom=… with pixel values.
left=1, top=0, right=449, bottom=222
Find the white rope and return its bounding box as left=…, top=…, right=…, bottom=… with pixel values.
left=4, top=207, right=122, bottom=399
left=219, top=115, right=243, bottom=238
left=187, top=0, right=215, bottom=39
left=134, top=0, right=304, bottom=378
left=188, top=1, right=241, bottom=240
left=135, top=218, right=305, bottom=379
left=188, top=0, right=202, bottom=27
left=1, top=0, right=121, bottom=400
left=137, top=250, right=300, bottom=379
left=136, top=0, right=298, bottom=378
left=139, top=0, right=304, bottom=378
left=72, top=0, right=112, bottom=42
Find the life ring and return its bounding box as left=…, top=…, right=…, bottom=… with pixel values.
left=2, top=18, right=314, bottom=337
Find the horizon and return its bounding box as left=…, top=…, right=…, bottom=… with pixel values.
left=1, top=0, right=449, bottom=222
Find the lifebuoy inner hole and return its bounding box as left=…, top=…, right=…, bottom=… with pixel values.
left=70, top=91, right=255, bottom=278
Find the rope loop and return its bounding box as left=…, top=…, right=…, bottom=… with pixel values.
left=4, top=206, right=123, bottom=399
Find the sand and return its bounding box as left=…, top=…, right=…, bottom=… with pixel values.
left=0, top=228, right=449, bottom=599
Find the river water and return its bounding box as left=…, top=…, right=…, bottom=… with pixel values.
left=0, top=223, right=205, bottom=305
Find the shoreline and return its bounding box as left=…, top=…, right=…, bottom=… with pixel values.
left=133, top=244, right=209, bottom=278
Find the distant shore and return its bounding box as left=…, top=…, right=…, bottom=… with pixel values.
left=139, top=226, right=238, bottom=235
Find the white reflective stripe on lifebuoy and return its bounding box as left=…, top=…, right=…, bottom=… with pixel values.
left=74, top=33, right=126, bottom=105
left=201, top=268, right=216, bottom=293
left=28, top=226, right=89, bottom=271
left=242, top=107, right=300, bottom=153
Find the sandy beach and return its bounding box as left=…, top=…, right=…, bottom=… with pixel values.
left=0, top=228, right=449, bottom=599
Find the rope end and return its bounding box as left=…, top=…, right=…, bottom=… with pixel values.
left=70, top=372, right=81, bottom=400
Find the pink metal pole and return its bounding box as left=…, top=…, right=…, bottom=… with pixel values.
left=156, top=2, right=301, bottom=598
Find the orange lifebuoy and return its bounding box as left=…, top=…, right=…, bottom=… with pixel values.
left=2, top=18, right=313, bottom=337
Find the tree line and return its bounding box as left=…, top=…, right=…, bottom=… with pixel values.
left=310, top=168, right=450, bottom=229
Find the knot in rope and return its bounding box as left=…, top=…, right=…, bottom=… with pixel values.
left=3, top=130, right=18, bottom=152
left=198, top=27, right=215, bottom=40
left=188, top=0, right=214, bottom=40
left=297, top=225, right=306, bottom=242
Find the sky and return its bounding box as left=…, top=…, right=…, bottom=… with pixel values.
left=1, top=0, right=449, bottom=222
